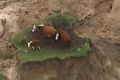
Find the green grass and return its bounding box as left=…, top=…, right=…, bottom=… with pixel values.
left=12, top=27, right=31, bottom=48
left=0, top=74, right=6, bottom=80
left=17, top=41, right=90, bottom=63
left=36, top=13, right=76, bottom=28
left=12, top=14, right=90, bottom=63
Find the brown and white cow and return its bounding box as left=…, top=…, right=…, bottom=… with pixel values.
left=32, top=24, right=57, bottom=39
left=27, top=39, right=43, bottom=50
left=55, top=29, right=71, bottom=47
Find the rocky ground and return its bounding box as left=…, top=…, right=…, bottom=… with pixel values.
left=0, top=0, right=120, bottom=80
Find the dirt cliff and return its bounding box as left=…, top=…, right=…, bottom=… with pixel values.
left=0, top=0, right=120, bottom=80
left=20, top=40, right=120, bottom=80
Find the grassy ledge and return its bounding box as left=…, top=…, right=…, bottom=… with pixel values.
left=12, top=14, right=91, bottom=63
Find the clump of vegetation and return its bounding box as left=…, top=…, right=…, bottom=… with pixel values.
left=37, top=13, right=76, bottom=28
left=12, top=13, right=90, bottom=63
left=0, top=74, right=6, bottom=80
left=12, top=27, right=31, bottom=49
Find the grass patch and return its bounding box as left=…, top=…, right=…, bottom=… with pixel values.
left=17, top=41, right=90, bottom=63
left=12, top=27, right=31, bottom=48
left=0, top=74, right=6, bottom=80
left=36, top=13, right=76, bottom=28
left=12, top=27, right=90, bottom=63
left=12, top=14, right=90, bottom=63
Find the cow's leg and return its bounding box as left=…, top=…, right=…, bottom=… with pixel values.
left=38, top=46, right=41, bottom=50
left=32, top=46, right=35, bottom=50
left=42, top=34, right=47, bottom=39
left=66, top=42, right=70, bottom=48
left=41, top=36, right=44, bottom=39
left=50, top=39, right=54, bottom=44
left=52, top=39, right=55, bottom=43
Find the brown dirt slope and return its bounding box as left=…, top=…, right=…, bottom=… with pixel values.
left=20, top=40, right=120, bottom=80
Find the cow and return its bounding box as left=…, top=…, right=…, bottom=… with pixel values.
left=55, top=29, right=71, bottom=47
left=32, top=24, right=57, bottom=39
left=27, top=39, right=43, bottom=50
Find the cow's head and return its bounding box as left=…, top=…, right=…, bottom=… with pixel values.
left=32, top=23, right=44, bottom=32
left=32, top=25, right=37, bottom=32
